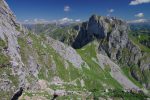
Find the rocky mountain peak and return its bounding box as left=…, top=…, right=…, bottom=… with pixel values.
left=73, top=14, right=150, bottom=89
left=0, top=0, right=17, bottom=27
left=72, top=14, right=129, bottom=49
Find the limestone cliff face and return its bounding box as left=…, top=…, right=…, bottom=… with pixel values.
left=73, top=15, right=129, bottom=49
left=0, top=0, right=26, bottom=95
left=73, top=15, right=150, bottom=89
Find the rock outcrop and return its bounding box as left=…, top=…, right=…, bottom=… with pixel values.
left=0, top=0, right=26, bottom=98
left=73, top=14, right=150, bottom=89
left=46, top=37, right=86, bottom=68
left=97, top=54, right=139, bottom=90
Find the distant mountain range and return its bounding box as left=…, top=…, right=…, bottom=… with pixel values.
left=128, top=19, right=150, bottom=24
left=22, top=17, right=81, bottom=25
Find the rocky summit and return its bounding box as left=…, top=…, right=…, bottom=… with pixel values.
left=0, top=0, right=150, bottom=100
left=73, top=14, right=150, bottom=90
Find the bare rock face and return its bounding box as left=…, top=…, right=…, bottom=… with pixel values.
left=87, top=15, right=110, bottom=38
left=73, top=14, right=130, bottom=61
left=97, top=54, right=139, bottom=90
left=73, top=14, right=150, bottom=89
left=47, top=37, right=86, bottom=68
left=0, top=0, right=26, bottom=99
left=72, top=22, right=90, bottom=48
left=72, top=15, right=129, bottom=49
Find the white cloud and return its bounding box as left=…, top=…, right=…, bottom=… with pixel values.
left=58, top=17, right=73, bottom=24
left=135, top=13, right=144, bottom=18
left=127, top=19, right=148, bottom=23
left=107, top=9, right=114, bottom=17
left=22, top=17, right=81, bottom=24
left=107, top=14, right=110, bottom=17
left=59, top=17, right=73, bottom=22
left=23, top=19, right=50, bottom=24
left=57, top=18, right=82, bottom=24
left=23, top=19, right=31, bottom=24
left=75, top=19, right=81, bottom=22
left=64, top=6, right=70, bottom=12
left=34, top=18, right=38, bottom=23
left=34, top=19, right=50, bottom=24
left=108, top=9, right=114, bottom=13
left=24, top=20, right=29, bottom=22
left=129, top=0, right=150, bottom=5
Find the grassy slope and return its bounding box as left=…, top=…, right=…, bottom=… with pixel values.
left=18, top=33, right=92, bottom=99
left=122, top=67, right=143, bottom=88
left=128, top=31, right=150, bottom=52
left=76, top=42, right=148, bottom=99
left=49, top=25, right=78, bottom=45
left=17, top=33, right=149, bottom=99
left=76, top=42, right=122, bottom=90
left=18, top=33, right=121, bottom=97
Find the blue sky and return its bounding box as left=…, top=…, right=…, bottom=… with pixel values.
left=6, top=0, right=150, bottom=23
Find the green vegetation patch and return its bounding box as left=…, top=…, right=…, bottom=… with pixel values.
left=129, top=31, right=150, bottom=52
left=106, top=89, right=148, bottom=100
left=18, top=37, right=29, bottom=64
left=0, top=91, right=12, bottom=100
left=122, top=67, right=143, bottom=88
left=0, top=39, right=6, bottom=47
left=0, top=53, right=10, bottom=67
left=0, top=66, right=19, bottom=87
left=77, top=42, right=122, bottom=91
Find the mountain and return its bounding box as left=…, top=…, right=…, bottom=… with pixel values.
left=127, top=19, right=150, bottom=24
left=24, top=23, right=80, bottom=45
left=129, top=21, right=150, bottom=31
left=0, top=0, right=149, bottom=100
left=73, top=14, right=150, bottom=89
left=129, top=23, right=150, bottom=48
